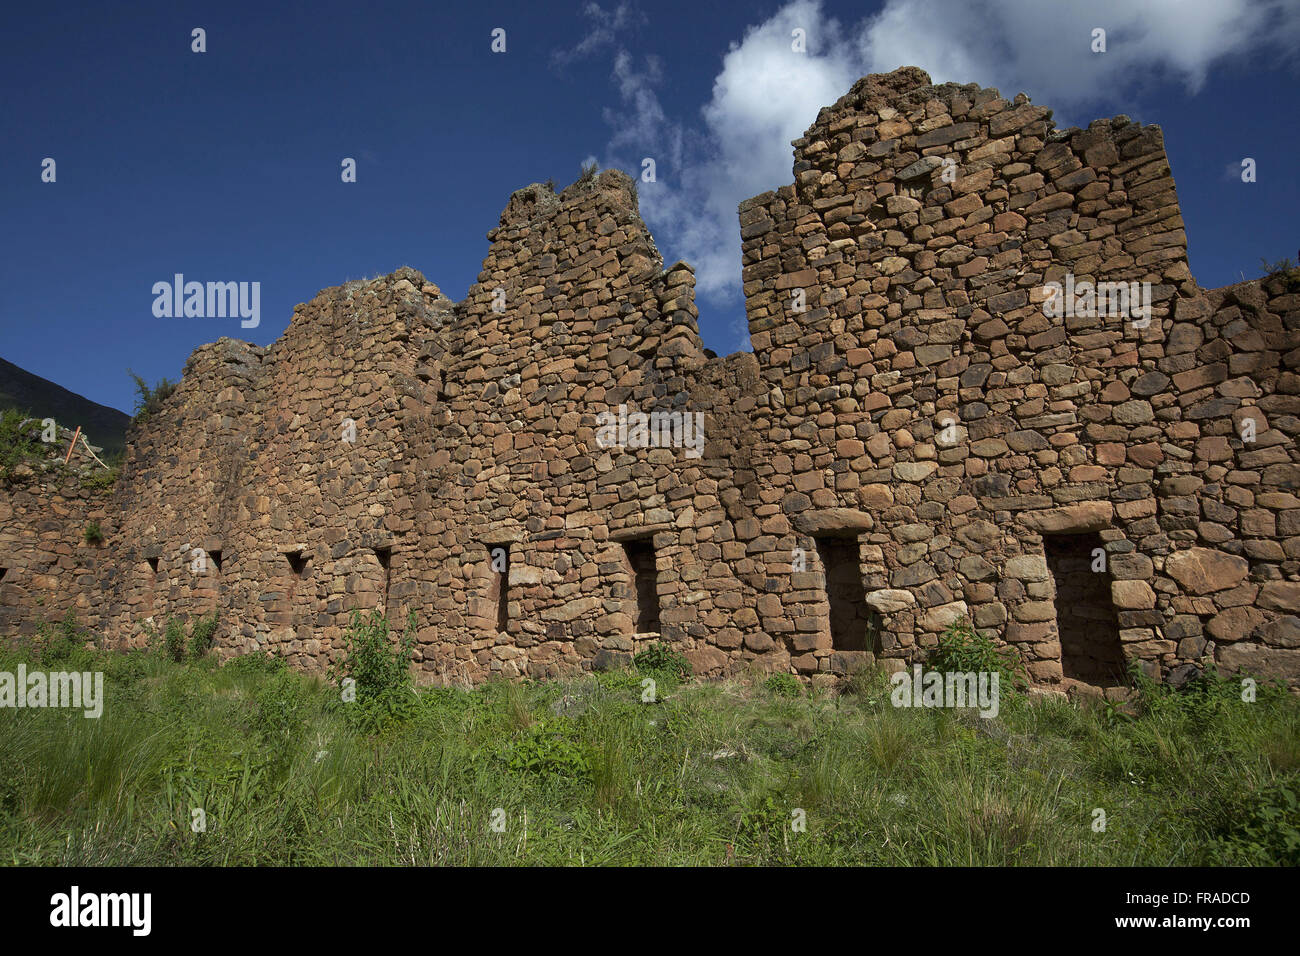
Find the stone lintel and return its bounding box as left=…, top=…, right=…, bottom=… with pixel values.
left=480, top=528, right=524, bottom=545
left=1022, top=502, right=1113, bottom=534
left=608, top=523, right=673, bottom=542
left=794, top=508, right=873, bottom=535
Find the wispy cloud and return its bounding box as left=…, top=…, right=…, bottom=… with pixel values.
left=552, top=1, right=646, bottom=67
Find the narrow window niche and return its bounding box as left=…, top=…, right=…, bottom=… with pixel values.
left=486, top=543, right=510, bottom=635
left=208, top=550, right=223, bottom=573
left=375, top=546, right=392, bottom=605
left=0, top=566, right=8, bottom=583
left=285, top=550, right=308, bottom=576
left=622, top=537, right=661, bottom=635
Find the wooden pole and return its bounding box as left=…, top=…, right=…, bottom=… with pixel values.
left=63, top=426, right=82, bottom=465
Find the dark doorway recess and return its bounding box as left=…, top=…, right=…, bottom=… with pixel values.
left=1044, top=533, right=1127, bottom=684
left=622, top=538, right=660, bottom=634
left=813, top=535, right=878, bottom=652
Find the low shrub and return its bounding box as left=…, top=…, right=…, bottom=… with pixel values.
left=80, top=466, right=119, bottom=491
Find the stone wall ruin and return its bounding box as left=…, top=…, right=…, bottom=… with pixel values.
left=2, top=67, right=1297, bottom=692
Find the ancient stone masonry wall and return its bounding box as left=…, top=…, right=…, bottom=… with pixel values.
left=1, top=66, right=1296, bottom=689
left=0, top=426, right=112, bottom=637
left=93, top=276, right=457, bottom=668
left=738, top=67, right=1299, bottom=687
left=411, top=173, right=767, bottom=681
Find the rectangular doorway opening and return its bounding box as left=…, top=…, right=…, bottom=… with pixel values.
left=813, top=534, right=878, bottom=652
left=622, top=538, right=660, bottom=634
left=1044, top=533, right=1126, bottom=684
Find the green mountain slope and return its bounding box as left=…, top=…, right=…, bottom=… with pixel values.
left=0, top=356, right=130, bottom=458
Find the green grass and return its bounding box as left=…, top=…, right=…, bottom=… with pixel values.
left=0, top=623, right=1296, bottom=866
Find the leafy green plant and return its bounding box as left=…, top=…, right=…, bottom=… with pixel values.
left=928, top=618, right=1028, bottom=691
left=250, top=667, right=315, bottom=747
left=634, top=641, right=691, bottom=682
left=764, top=673, right=802, bottom=698
left=501, top=719, right=591, bottom=779
left=735, top=790, right=790, bottom=853
left=139, top=614, right=203, bottom=662
left=1131, top=659, right=1286, bottom=721
left=82, top=520, right=103, bottom=544
left=1210, top=781, right=1300, bottom=865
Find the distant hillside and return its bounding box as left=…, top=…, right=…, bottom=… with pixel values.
left=0, top=356, right=130, bottom=458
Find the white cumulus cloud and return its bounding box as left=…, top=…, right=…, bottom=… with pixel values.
left=581, top=0, right=1299, bottom=330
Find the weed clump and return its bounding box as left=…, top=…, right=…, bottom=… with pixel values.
left=128, top=369, right=178, bottom=423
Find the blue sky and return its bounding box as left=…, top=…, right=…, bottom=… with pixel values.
left=2, top=0, right=1297, bottom=415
